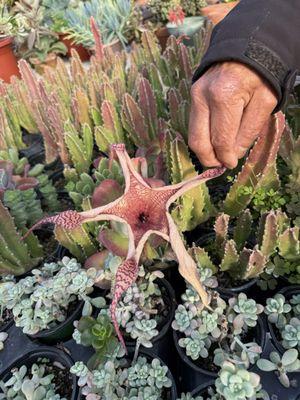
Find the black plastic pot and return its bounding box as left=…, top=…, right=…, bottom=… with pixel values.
left=126, top=278, right=177, bottom=368
left=268, top=285, right=300, bottom=355
left=191, top=380, right=215, bottom=397
left=28, top=301, right=84, bottom=345
left=0, top=315, right=14, bottom=333
left=173, top=316, right=266, bottom=392
left=0, top=346, right=79, bottom=400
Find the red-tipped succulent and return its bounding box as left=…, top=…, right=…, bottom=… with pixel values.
left=24, top=144, right=225, bottom=350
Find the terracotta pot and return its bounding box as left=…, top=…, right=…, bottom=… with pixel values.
left=201, top=1, right=239, bottom=25
left=0, top=37, right=20, bottom=83
left=59, top=33, right=90, bottom=61
left=155, top=26, right=170, bottom=51
left=30, top=53, right=58, bottom=75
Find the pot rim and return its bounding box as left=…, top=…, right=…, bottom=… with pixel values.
left=0, top=37, right=13, bottom=47
left=29, top=300, right=84, bottom=340
left=0, top=346, right=79, bottom=400
left=173, top=315, right=266, bottom=378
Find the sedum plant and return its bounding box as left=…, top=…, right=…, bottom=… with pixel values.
left=71, top=354, right=172, bottom=400
left=257, top=349, right=300, bottom=388
left=0, top=359, right=67, bottom=400
left=265, top=292, right=300, bottom=351
left=215, top=361, right=264, bottom=400
left=172, top=288, right=263, bottom=371
left=74, top=262, right=167, bottom=358
left=3, top=257, right=101, bottom=335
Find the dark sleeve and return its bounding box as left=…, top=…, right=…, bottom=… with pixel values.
left=193, top=0, right=300, bottom=111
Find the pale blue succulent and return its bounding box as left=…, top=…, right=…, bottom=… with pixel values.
left=282, top=318, right=300, bottom=349
left=0, top=360, right=67, bottom=400
left=127, top=357, right=150, bottom=387
left=198, top=310, right=220, bottom=338
left=172, top=304, right=198, bottom=334
left=179, top=330, right=210, bottom=360
left=265, top=294, right=291, bottom=328
left=125, top=318, right=158, bottom=348
left=215, top=361, right=261, bottom=400
left=229, top=293, right=263, bottom=334
left=291, top=294, right=300, bottom=316
left=147, top=358, right=172, bottom=389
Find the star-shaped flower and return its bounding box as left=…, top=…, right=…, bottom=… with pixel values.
left=24, top=144, right=225, bottom=349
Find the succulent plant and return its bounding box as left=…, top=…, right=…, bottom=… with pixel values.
left=223, top=113, right=285, bottom=217
left=265, top=293, right=291, bottom=328
left=194, top=208, right=294, bottom=284
left=60, top=0, right=136, bottom=48
left=0, top=201, right=43, bottom=276
left=282, top=318, right=300, bottom=350
left=0, top=359, right=67, bottom=399
left=25, top=144, right=225, bottom=350
left=257, top=349, right=300, bottom=388
left=215, top=361, right=262, bottom=400
left=228, top=293, right=264, bottom=335
left=173, top=288, right=263, bottom=371
left=72, top=355, right=172, bottom=399
left=178, top=330, right=210, bottom=360
left=5, top=257, right=100, bottom=335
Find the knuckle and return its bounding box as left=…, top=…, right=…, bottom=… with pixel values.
left=209, top=82, right=237, bottom=102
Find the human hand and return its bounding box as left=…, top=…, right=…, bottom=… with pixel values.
left=188, top=62, right=278, bottom=169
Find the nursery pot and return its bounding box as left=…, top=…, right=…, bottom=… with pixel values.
left=59, top=34, right=91, bottom=61
left=125, top=278, right=176, bottom=367
left=0, top=346, right=79, bottom=400
left=30, top=53, right=58, bottom=75
left=0, top=37, right=20, bottom=83
left=173, top=316, right=266, bottom=392
left=191, top=380, right=215, bottom=397
left=200, top=1, right=239, bottom=25
left=28, top=300, right=84, bottom=345
left=166, top=16, right=206, bottom=46
left=268, top=285, right=300, bottom=355
left=0, top=312, right=14, bottom=333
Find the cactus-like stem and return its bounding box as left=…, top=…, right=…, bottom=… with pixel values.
left=224, top=112, right=285, bottom=216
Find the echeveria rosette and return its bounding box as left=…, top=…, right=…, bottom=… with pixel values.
left=23, top=144, right=226, bottom=350
left=265, top=294, right=291, bottom=328
left=291, top=294, right=300, bottom=316
left=198, top=310, right=221, bottom=339
left=228, top=293, right=263, bottom=335
left=172, top=304, right=198, bottom=336
left=215, top=361, right=261, bottom=400
left=179, top=330, right=210, bottom=360
left=282, top=318, right=300, bottom=350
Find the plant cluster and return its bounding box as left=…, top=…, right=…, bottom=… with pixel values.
left=265, top=292, right=300, bottom=351
left=0, top=257, right=101, bottom=335
left=172, top=288, right=263, bottom=370
left=0, top=358, right=68, bottom=399
left=73, top=261, right=167, bottom=358
left=71, top=354, right=172, bottom=400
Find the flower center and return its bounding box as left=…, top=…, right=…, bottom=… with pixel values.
left=138, top=212, right=149, bottom=224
